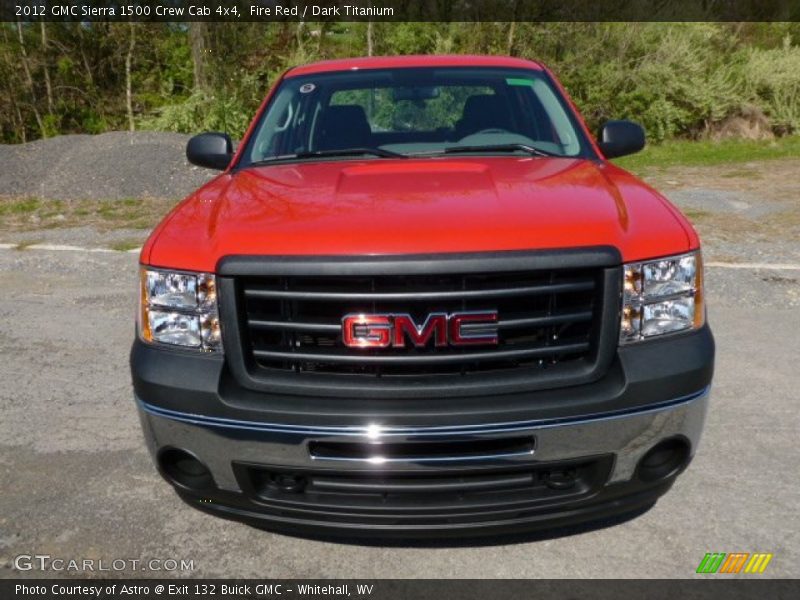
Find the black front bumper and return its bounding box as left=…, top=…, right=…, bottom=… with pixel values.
left=173, top=468, right=679, bottom=541
left=131, top=324, right=714, bottom=539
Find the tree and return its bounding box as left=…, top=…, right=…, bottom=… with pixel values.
left=16, top=22, right=46, bottom=137
left=189, top=23, right=208, bottom=92
left=125, top=23, right=136, bottom=131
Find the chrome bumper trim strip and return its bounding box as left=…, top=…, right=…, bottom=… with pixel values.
left=137, top=386, right=709, bottom=438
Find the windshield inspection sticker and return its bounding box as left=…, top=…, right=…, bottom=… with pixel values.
left=299, top=83, right=316, bottom=94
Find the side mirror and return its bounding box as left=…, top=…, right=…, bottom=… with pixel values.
left=186, top=132, right=233, bottom=170
left=597, top=120, right=645, bottom=159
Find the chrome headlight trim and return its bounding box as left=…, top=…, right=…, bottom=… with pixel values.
left=620, top=250, right=705, bottom=344
left=138, top=267, right=222, bottom=353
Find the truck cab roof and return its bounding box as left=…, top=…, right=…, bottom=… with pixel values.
left=285, top=54, right=545, bottom=77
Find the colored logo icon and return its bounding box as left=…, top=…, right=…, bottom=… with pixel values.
left=696, top=552, right=773, bottom=574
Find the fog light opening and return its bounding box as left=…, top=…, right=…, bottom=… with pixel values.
left=158, top=448, right=215, bottom=491
left=637, top=438, right=691, bottom=483
left=267, top=473, right=307, bottom=494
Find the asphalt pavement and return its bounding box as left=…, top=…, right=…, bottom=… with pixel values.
left=0, top=244, right=798, bottom=578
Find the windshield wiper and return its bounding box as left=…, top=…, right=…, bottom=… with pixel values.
left=296, top=148, right=407, bottom=159
left=441, top=143, right=558, bottom=158
left=250, top=148, right=407, bottom=166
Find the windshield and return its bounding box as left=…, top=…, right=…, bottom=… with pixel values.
left=239, top=67, right=594, bottom=166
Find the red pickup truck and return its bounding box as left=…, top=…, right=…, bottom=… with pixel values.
left=131, top=55, right=714, bottom=538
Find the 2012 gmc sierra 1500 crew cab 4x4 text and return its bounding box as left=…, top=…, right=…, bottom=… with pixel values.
left=130, top=55, right=714, bottom=538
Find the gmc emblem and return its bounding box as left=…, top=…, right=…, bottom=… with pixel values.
left=342, top=311, right=499, bottom=348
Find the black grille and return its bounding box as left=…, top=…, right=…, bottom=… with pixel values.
left=234, top=266, right=604, bottom=378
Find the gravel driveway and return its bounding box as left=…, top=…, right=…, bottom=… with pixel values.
left=0, top=247, right=798, bottom=579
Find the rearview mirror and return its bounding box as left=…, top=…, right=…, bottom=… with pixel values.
left=597, top=120, right=645, bottom=159
left=187, top=132, right=234, bottom=170
left=392, top=86, right=440, bottom=101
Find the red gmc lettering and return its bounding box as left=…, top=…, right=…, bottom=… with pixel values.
left=450, top=311, right=499, bottom=345
left=392, top=313, right=448, bottom=347
left=342, top=312, right=498, bottom=348
left=342, top=315, right=392, bottom=348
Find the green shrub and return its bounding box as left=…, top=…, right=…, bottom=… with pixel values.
left=4, top=22, right=800, bottom=144
left=533, top=24, right=750, bottom=141
left=139, top=89, right=252, bottom=138
left=743, top=38, right=800, bottom=134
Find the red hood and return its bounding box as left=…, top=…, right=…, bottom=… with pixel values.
left=143, top=157, right=696, bottom=272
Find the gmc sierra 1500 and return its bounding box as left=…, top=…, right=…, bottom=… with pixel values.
left=131, top=55, right=714, bottom=538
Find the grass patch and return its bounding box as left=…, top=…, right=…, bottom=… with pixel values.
left=108, top=239, right=143, bottom=252
left=614, top=136, right=800, bottom=173
left=0, top=196, right=178, bottom=232
left=15, top=239, right=42, bottom=250
left=0, top=197, right=42, bottom=216
left=682, top=208, right=712, bottom=221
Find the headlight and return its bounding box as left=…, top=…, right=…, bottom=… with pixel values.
left=138, top=268, right=222, bottom=352
left=620, top=250, right=704, bottom=344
